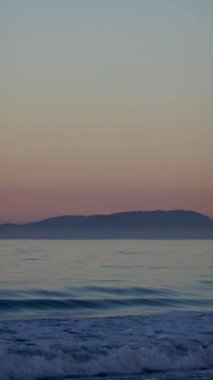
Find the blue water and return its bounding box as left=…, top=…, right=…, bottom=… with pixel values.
left=0, top=239, right=212, bottom=319
left=0, top=240, right=212, bottom=380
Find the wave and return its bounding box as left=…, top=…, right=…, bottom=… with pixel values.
left=1, top=343, right=212, bottom=380
left=0, top=312, right=212, bottom=380
left=0, top=286, right=213, bottom=320
left=0, top=296, right=213, bottom=315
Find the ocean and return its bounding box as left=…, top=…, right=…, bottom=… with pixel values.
left=0, top=239, right=212, bottom=380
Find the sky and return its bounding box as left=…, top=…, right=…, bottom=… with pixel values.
left=0, top=0, right=213, bottom=222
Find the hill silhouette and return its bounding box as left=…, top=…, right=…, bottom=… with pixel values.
left=0, top=210, right=213, bottom=239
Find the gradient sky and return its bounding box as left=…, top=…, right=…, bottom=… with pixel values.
left=1, top=0, right=213, bottom=222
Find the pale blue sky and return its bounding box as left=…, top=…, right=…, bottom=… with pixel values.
left=0, top=0, right=213, bottom=221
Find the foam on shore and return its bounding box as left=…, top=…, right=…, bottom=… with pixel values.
left=0, top=311, right=212, bottom=379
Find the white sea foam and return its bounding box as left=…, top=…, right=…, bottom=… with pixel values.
left=0, top=312, right=213, bottom=379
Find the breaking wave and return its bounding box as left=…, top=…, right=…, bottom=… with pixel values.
left=0, top=312, right=212, bottom=380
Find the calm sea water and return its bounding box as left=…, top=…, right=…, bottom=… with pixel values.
left=0, top=239, right=212, bottom=319
left=0, top=240, right=212, bottom=380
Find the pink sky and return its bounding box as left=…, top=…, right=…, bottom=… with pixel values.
left=1, top=1, right=213, bottom=222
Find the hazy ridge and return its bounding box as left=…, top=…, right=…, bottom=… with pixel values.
left=0, top=210, right=213, bottom=239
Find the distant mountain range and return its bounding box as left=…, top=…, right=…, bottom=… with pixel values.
left=0, top=210, right=213, bottom=239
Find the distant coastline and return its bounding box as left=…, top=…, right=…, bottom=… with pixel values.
left=0, top=210, right=213, bottom=239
